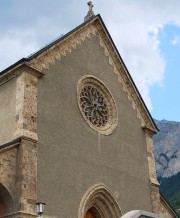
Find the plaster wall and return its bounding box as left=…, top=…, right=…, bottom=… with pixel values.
left=37, top=36, right=152, bottom=217
left=0, top=78, right=16, bottom=144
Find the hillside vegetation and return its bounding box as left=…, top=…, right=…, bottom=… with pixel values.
left=159, top=172, right=180, bottom=216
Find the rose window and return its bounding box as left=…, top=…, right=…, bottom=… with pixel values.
left=80, top=85, right=108, bottom=127
left=77, top=76, right=118, bottom=135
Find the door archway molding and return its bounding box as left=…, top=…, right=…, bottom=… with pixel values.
left=78, top=183, right=122, bottom=218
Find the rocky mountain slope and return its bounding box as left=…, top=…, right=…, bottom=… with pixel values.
left=153, top=119, right=180, bottom=180
left=153, top=119, right=180, bottom=216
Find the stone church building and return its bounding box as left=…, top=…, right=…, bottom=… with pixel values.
left=0, top=4, right=177, bottom=218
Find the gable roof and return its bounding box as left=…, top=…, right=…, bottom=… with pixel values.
left=0, top=14, right=158, bottom=133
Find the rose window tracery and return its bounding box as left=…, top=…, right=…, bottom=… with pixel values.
left=77, top=76, right=118, bottom=135
left=80, top=85, right=108, bottom=127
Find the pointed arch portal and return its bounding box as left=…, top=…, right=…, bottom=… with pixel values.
left=0, top=183, right=14, bottom=216
left=85, top=207, right=101, bottom=218
left=79, top=184, right=122, bottom=218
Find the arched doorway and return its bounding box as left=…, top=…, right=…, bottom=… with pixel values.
left=85, top=210, right=94, bottom=218
left=85, top=207, right=101, bottom=218
left=0, top=183, right=13, bottom=216
left=79, top=184, right=122, bottom=218
left=0, top=196, right=4, bottom=217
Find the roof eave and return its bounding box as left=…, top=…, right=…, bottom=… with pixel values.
left=0, top=15, right=100, bottom=76
left=96, top=15, right=158, bottom=132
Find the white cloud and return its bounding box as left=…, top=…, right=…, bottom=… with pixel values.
left=0, top=33, right=38, bottom=71
left=171, top=35, right=180, bottom=45
left=93, top=0, right=180, bottom=110
left=149, top=24, right=163, bottom=48
left=0, top=16, right=68, bottom=71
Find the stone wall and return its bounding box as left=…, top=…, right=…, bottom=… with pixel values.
left=0, top=139, right=38, bottom=218
left=0, top=65, right=42, bottom=217
left=0, top=146, right=17, bottom=215
left=150, top=185, right=177, bottom=218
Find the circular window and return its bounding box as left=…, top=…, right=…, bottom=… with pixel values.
left=77, top=76, right=117, bottom=135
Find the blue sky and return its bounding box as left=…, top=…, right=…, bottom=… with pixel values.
left=0, top=0, right=180, bottom=121
left=150, top=24, right=180, bottom=121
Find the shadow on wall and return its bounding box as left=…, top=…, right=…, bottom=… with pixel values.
left=0, top=183, right=14, bottom=217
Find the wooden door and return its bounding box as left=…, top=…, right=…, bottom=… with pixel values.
left=85, top=210, right=95, bottom=218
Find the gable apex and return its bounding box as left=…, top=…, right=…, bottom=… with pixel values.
left=0, top=14, right=158, bottom=133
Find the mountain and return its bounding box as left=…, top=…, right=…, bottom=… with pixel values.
left=153, top=119, right=180, bottom=180
left=153, top=119, right=180, bottom=217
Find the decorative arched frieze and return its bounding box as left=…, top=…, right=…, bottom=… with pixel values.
left=78, top=183, right=122, bottom=218
left=28, top=16, right=157, bottom=133
left=29, top=20, right=98, bottom=71
left=94, top=20, right=156, bottom=132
